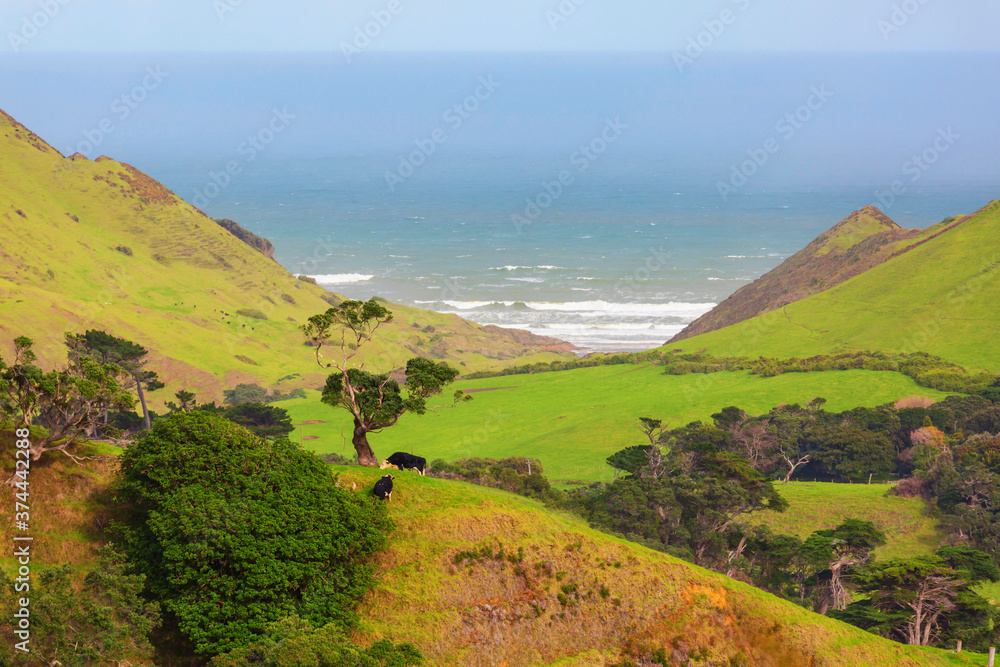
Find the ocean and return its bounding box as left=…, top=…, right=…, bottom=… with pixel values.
left=3, top=53, right=998, bottom=352
left=147, top=154, right=997, bottom=353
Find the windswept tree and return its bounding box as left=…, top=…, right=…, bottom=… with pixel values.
left=302, top=299, right=469, bottom=466
left=803, top=519, right=886, bottom=615
left=65, top=330, right=164, bottom=429
left=833, top=546, right=1000, bottom=648
left=0, top=336, right=134, bottom=468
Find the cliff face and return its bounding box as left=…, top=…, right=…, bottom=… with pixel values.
left=215, top=218, right=276, bottom=260
left=670, top=206, right=931, bottom=343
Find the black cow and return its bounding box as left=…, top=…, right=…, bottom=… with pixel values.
left=380, top=452, right=426, bottom=476
left=373, top=474, right=394, bottom=501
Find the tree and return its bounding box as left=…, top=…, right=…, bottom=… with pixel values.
left=0, top=336, right=134, bottom=467
left=23, top=546, right=161, bottom=666
left=167, top=389, right=198, bottom=412
left=802, top=519, right=886, bottom=614
left=223, top=383, right=269, bottom=406
left=813, top=425, right=894, bottom=480
left=833, top=546, right=1000, bottom=647
left=112, top=411, right=392, bottom=656
left=302, top=299, right=468, bottom=466
left=66, top=330, right=165, bottom=429
left=224, top=402, right=295, bottom=439
left=209, top=617, right=423, bottom=667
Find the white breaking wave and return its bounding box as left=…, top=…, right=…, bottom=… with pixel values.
left=489, top=265, right=566, bottom=271
left=416, top=300, right=716, bottom=317
left=307, top=273, right=375, bottom=284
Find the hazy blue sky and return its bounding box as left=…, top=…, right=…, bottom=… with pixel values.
left=2, top=0, right=999, bottom=53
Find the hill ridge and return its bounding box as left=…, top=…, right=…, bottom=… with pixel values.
left=0, top=108, right=575, bottom=403
left=671, top=205, right=955, bottom=343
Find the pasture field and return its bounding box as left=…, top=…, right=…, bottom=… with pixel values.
left=280, top=365, right=953, bottom=482
left=746, top=482, right=942, bottom=560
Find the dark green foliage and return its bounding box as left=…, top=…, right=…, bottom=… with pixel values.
left=112, top=411, right=392, bottom=657
left=223, top=382, right=269, bottom=406
left=222, top=383, right=306, bottom=406
left=236, top=308, right=268, bottom=320
left=5, top=546, right=160, bottom=666
left=209, top=617, right=423, bottom=667
left=581, top=419, right=787, bottom=566
left=0, top=335, right=135, bottom=459
left=811, top=426, right=894, bottom=479
left=961, top=406, right=1000, bottom=435
left=430, top=457, right=553, bottom=500
left=832, top=547, right=1000, bottom=648
left=65, top=329, right=164, bottom=429
left=224, top=402, right=295, bottom=439
left=114, top=245, right=133, bottom=256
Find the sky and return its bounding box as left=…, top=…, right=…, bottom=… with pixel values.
left=2, top=0, right=999, bottom=54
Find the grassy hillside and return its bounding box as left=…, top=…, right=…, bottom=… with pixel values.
left=0, top=109, right=573, bottom=405
left=0, top=452, right=983, bottom=666
left=332, top=467, right=981, bottom=666
left=672, top=205, right=966, bottom=342
left=279, top=365, right=954, bottom=482
left=747, top=482, right=943, bottom=560
left=668, top=200, right=1000, bottom=372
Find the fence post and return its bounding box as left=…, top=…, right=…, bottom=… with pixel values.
left=988, top=646, right=995, bottom=666
left=956, top=640, right=961, bottom=652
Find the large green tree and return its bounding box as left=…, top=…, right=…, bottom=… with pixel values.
left=112, top=411, right=392, bottom=656
left=802, top=519, right=886, bottom=615
left=66, top=330, right=164, bottom=429
left=302, top=299, right=468, bottom=466
left=833, top=546, right=1000, bottom=648
left=0, top=336, right=133, bottom=467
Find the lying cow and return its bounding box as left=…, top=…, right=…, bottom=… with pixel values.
left=380, top=451, right=427, bottom=476
left=373, top=474, right=394, bottom=502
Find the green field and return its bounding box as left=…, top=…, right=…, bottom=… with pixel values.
left=670, top=200, right=1000, bottom=372
left=280, top=365, right=953, bottom=482
left=748, top=482, right=942, bottom=560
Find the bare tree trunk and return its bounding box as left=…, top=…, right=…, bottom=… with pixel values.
left=135, top=377, right=151, bottom=430
left=352, top=419, right=378, bottom=466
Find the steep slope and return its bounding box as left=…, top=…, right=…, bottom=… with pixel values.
left=672, top=205, right=964, bottom=342
left=326, top=468, right=981, bottom=666
left=0, top=454, right=982, bottom=666
left=668, top=199, right=1000, bottom=371
left=0, top=109, right=574, bottom=403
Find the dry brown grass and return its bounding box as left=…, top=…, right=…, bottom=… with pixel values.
left=894, top=395, right=937, bottom=409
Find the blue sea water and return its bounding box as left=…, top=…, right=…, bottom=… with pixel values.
left=144, top=153, right=997, bottom=352
left=3, top=53, right=998, bottom=352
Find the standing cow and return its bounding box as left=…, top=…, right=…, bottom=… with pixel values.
left=380, top=452, right=427, bottom=476
left=373, top=474, right=394, bottom=501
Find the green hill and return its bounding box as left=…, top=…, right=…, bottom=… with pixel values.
left=668, top=200, right=1000, bottom=371
left=0, top=109, right=574, bottom=404
left=672, top=205, right=965, bottom=342
left=0, top=454, right=982, bottom=666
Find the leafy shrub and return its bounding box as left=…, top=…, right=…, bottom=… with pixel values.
left=113, top=412, right=392, bottom=657
left=297, top=275, right=318, bottom=284
left=209, top=617, right=422, bottom=667
left=114, top=245, right=133, bottom=256
left=236, top=308, right=267, bottom=320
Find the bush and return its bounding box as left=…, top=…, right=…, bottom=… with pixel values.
left=112, top=412, right=392, bottom=657
left=236, top=308, right=268, bottom=320
left=210, top=617, right=422, bottom=667
left=297, top=275, right=318, bottom=285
